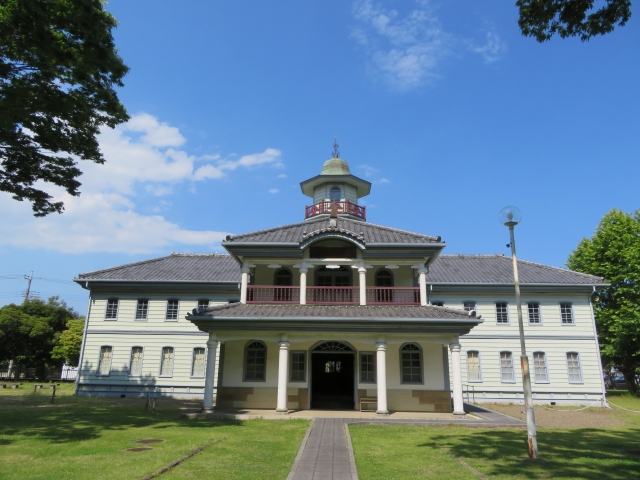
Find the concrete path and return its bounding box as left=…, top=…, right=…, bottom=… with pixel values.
left=288, top=419, right=358, bottom=480
left=286, top=404, right=524, bottom=479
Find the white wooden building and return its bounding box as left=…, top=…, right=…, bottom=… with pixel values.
left=74, top=155, right=607, bottom=412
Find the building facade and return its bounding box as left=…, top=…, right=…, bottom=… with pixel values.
left=75, top=155, right=607, bottom=412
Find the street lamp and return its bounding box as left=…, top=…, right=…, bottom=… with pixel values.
left=499, top=206, right=538, bottom=459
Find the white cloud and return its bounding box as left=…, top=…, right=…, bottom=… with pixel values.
left=268, top=188, right=280, bottom=194
left=277, top=174, right=287, bottom=178
left=352, top=1, right=506, bottom=90
left=357, top=164, right=390, bottom=184
left=379, top=177, right=390, bottom=184
left=352, top=0, right=452, bottom=90
left=0, top=113, right=281, bottom=254
left=468, top=28, right=507, bottom=63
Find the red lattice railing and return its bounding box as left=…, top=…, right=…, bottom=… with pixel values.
left=247, top=286, right=300, bottom=304
left=366, top=287, right=420, bottom=305
left=305, top=201, right=366, bottom=220
left=246, top=286, right=420, bottom=305
left=306, top=286, right=360, bottom=304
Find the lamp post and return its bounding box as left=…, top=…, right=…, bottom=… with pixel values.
left=499, top=206, right=538, bottom=459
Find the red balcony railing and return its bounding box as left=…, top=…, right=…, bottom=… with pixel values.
left=247, top=286, right=300, bottom=304
left=246, top=286, right=420, bottom=305
left=306, top=286, right=359, bottom=304
left=366, top=287, right=420, bottom=305
left=305, top=200, right=366, bottom=220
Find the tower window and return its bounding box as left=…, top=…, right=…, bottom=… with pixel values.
left=329, top=186, right=341, bottom=201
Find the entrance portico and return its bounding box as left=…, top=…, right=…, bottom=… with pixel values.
left=188, top=303, right=481, bottom=415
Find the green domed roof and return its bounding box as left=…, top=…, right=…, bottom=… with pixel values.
left=321, top=157, right=351, bottom=175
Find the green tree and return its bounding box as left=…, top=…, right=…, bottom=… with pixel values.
left=0, top=0, right=129, bottom=216
left=567, top=208, right=640, bottom=396
left=51, top=318, right=84, bottom=365
left=517, top=0, right=632, bottom=42
left=0, top=296, right=80, bottom=378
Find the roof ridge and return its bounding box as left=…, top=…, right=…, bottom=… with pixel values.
left=226, top=219, right=317, bottom=241
left=505, top=256, right=604, bottom=280
left=439, top=254, right=504, bottom=258
left=356, top=220, right=441, bottom=242
left=170, top=252, right=230, bottom=257
left=78, top=255, right=174, bottom=277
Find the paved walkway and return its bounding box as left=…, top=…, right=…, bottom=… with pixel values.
left=288, top=419, right=357, bottom=480
left=286, top=405, right=524, bottom=479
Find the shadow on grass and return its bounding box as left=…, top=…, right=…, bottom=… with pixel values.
left=425, top=427, right=640, bottom=479
left=0, top=373, right=242, bottom=445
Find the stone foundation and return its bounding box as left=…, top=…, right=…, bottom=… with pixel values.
left=358, top=389, right=451, bottom=413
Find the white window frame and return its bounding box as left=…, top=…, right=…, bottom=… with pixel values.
left=560, top=302, right=575, bottom=325
left=532, top=351, right=549, bottom=383
left=165, top=299, right=179, bottom=322
left=566, top=352, right=583, bottom=383
left=243, top=340, right=267, bottom=382
left=159, top=346, right=175, bottom=378
left=400, top=343, right=423, bottom=384
left=463, top=301, right=476, bottom=313
left=499, top=351, right=516, bottom=383
left=197, top=299, right=210, bottom=310
left=495, top=302, right=510, bottom=324
left=527, top=302, right=542, bottom=325
left=105, top=298, right=119, bottom=321
left=135, top=299, right=149, bottom=321
left=359, top=351, right=376, bottom=384
left=466, top=350, right=482, bottom=382
left=96, top=345, right=113, bottom=376
left=289, top=351, right=307, bottom=383
left=128, top=346, right=144, bottom=377
left=191, top=347, right=206, bottom=378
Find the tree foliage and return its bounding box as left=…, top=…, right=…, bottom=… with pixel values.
left=567, top=208, right=640, bottom=395
left=0, top=0, right=129, bottom=216
left=517, top=0, right=633, bottom=42
left=51, top=318, right=84, bottom=365
left=0, top=296, right=82, bottom=377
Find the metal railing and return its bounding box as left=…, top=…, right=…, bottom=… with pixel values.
left=304, top=200, right=366, bottom=220
left=306, top=286, right=359, bottom=304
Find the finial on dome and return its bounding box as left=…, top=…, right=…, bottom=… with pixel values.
left=332, top=137, right=340, bottom=158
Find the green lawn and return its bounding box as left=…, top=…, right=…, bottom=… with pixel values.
left=349, top=392, right=640, bottom=480
left=0, top=383, right=308, bottom=480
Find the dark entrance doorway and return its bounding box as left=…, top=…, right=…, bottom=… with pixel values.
left=310, top=342, right=355, bottom=409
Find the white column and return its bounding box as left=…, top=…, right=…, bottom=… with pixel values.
left=418, top=269, right=427, bottom=306
left=359, top=267, right=367, bottom=306
left=376, top=342, right=389, bottom=415
left=449, top=342, right=465, bottom=415
left=276, top=339, right=290, bottom=413
left=299, top=268, right=307, bottom=305
left=240, top=268, right=250, bottom=304
left=203, top=335, right=219, bottom=411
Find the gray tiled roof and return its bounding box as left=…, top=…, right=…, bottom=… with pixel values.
left=76, top=253, right=239, bottom=282
left=76, top=253, right=604, bottom=285
left=427, top=254, right=603, bottom=285
left=224, top=217, right=441, bottom=244
left=192, top=302, right=477, bottom=320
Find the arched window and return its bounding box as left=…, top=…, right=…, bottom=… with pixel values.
left=244, top=341, right=267, bottom=381
left=329, top=186, right=341, bottom=202
left=129, top=346, right=144, bottom=377
left=400, top=343, right=422, bottom=384
left=375, top=269, right=394, bottom=287
left=274, top=268, right=292, bottom=286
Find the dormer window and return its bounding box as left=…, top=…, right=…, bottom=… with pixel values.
left=274, top=268, right=292, bottom=286
left=329, top=186, right=341, bottom=201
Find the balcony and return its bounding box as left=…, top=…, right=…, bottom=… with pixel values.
left=246, top=286, right=419, bottom=305
left=305, top=200, right=366, bottom=220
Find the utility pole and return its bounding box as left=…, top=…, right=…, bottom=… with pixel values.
left=23, top=271, right=33, bottom=302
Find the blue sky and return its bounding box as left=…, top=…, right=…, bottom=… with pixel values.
left=1, top=0, right=638, bottom=312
